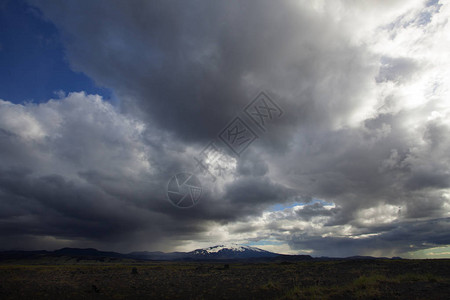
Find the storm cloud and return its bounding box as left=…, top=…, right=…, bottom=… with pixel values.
left=0, top=0, right=449, bottom=256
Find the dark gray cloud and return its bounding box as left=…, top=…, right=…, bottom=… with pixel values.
left=288, top=218, right=450, bottom=257
left=0, top=0, right=449, bottom=256
left=28, top=0, right=380, bottom=143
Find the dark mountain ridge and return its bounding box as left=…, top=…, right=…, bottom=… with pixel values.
left=0, top=245, right=401, bottom=262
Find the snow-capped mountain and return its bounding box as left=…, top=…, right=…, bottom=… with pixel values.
left=188, top=244, right=279, bottom=259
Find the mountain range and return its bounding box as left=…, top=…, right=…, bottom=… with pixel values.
left=0, top=244, right=401, bottom=262
left=129, top=244, right=282, bottom=260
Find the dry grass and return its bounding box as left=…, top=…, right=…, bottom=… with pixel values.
left=0, top=259, right=449, bottom=299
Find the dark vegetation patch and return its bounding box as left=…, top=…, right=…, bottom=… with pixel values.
left=0, top=259, right=449, bottom=299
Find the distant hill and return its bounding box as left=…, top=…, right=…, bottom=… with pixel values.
left=127, top=251, right=187, bottom=260
left=53, top=247, right=126, bottom=258
left=0, top=248, right=131, bottom=263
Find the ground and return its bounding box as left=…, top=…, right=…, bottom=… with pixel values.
left=0, top=259, right=449, bottom=299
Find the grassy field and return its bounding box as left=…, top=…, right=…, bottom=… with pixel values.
left=0, top=259, right=449, bottom=299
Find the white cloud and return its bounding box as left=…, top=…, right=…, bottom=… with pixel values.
left=1, top=92, right=151, bottom=178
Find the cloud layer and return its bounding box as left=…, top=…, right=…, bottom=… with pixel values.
left=0, top=0, right=449, bottom=256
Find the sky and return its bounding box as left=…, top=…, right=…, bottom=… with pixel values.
left=0, top=0, right=449, bottom=258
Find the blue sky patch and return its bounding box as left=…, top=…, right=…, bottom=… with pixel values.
left=0, top=0, right=110, bottom=104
